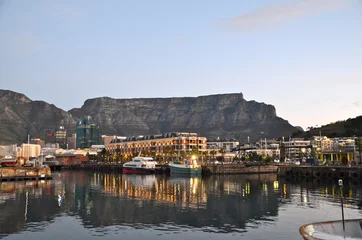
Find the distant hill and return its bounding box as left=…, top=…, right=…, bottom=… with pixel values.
left=1, top=89, right=300, bottom=144
left=292, top=116, right=362, bottom=138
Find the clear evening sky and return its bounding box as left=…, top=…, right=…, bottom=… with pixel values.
left=0, top=0, right=361, bottom=129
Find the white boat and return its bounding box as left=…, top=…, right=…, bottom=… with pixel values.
left=299, top=219, right=362, bottom=240
left=122, top=156, right=157, bottom=174
left=0, top=155, right=17, bottom=166
left=168, top=159, right=202, bottom=175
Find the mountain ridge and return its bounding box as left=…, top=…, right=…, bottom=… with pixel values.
left=1, top=89, right=300, bottom=144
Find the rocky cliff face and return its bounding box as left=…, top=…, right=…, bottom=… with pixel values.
left=0, top=90, right=299, bottom=144
left=0, top=90, right=76, bottom=144
left=70, top=93, right=298, bottom=141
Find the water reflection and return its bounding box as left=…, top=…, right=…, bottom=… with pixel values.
left=0, top=172, right=361, bottom=239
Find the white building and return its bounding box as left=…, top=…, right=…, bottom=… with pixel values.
left=20, top=144, right=41, bottom=159
left=206, top=139, right=239, bottom=152
left=283, top=138, right=311, bottom=158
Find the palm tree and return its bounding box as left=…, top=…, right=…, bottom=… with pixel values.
left=219, top=148, right=226, bottom=165
left=180, top=150, right=186, bottom=160
left=202, top=151, right=209, bottom=164
left=210, top=150, right=217, bottom=164
left=163, top=146, right=172, bottom=163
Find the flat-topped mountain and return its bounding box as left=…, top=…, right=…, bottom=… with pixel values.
left=0, top=90, right=300, bottom=144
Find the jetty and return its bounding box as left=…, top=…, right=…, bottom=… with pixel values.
left=277, top=166, right=362, bottom=180
left=0, top=167, right=52, bottom=181
left=52, top=163, right=278, bottom=175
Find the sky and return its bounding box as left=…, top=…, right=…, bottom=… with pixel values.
left=0, top=0, right=361, bottom=130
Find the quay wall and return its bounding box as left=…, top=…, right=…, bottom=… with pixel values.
left=55, top=164, right=278, bottom=175
left=202, top=165, right=278, bottom=175
left=0, top=167, right=52, bottom=181
left=278, top=166, right=362, bottom=180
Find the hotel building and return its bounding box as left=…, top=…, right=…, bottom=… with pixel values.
left=106, top=132, right=207, bottom=156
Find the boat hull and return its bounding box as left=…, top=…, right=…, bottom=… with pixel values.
left=299, top=219, right=362, bottom=240
left=169, top=165, right=202, bottom=175
left=122, top=167, right=155, bottom=174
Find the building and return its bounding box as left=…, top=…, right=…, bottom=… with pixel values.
left=56, top=152, right=88, bottom=165
left=106, top=132, right=207, bottom=157
left=101, top=135, right=126, bottom=145
left=20, top=143, right=41, bottom=159
left=76, top=117, right=100, bottom=149
left=67, top=133, right=76, bottom=150
left=55, top=126, right=67, bottom=148
left=0, top=144, right=17, bottom=157
left=283, top=138, right=311, bottom=159
left=206, top=138, right=239, bottom=152
left=88, top=145, right=105, bottom=155
left=30, top=138, right=45, bottom=147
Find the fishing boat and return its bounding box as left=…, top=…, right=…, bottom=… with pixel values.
left=299, top=219, right=362, bottom=240
left=122, top=156, right=157, bottom=174
left=168, top=159, right=202, bottom=175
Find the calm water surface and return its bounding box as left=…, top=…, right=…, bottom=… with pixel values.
left=0, top=171, right=361, bottom=240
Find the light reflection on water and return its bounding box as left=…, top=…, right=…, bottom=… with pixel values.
left=0, top=171, right=361, bottom=240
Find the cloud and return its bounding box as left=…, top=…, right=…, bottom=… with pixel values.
left=224, top=0, right=352, bottom=31
left=353, top=101, right=361, bottom=107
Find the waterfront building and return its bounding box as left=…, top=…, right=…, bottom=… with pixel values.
left=0, top=144, right=17, bottom=157
left=283, top=138, right=311, bottom=159
left=311, top=136, right=334, bottom=152
left=56, top=152, right=88, bottom=165
left=206, top=138, right=239, bottom=152
left=30, top=138, right=45, bottom=147
left=67, top=133, right=76, bottom=150
left=106, top=132, right=207, bottom=157
left=20, top=143, right=41, bottom=159
left=88, top=145, right=105, bottom=155
left=55, top=126, right=67, bottom=148
left=76, top=117, right=100, bottom=149
left=101, top=135, right=126, bottom=145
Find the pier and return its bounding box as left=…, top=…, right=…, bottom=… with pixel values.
left=277, top=166, right=362, bottom=180
left=0, top=167, right=52, bottom=181
left=51, top=163, right=278, bottom=175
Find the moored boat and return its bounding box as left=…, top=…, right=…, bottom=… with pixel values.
left=0, top=156, right=17, bottom=167
left=122, top=156, right=157, bottom=174
left=168, top=159, right=202, bottom=175
left=299, top=219, right=362, bottom=240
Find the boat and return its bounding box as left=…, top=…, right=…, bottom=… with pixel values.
left=122, top=156, right=157, bottom=174
left=0, top=156, right=17, bottom=167
left=299, top=219, right=362, bottom=240
left=168, top=159, right=202, bottom=175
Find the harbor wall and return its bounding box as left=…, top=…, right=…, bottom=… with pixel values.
left=56, top=164, right=278, bottom=175
left=0, top=167, right=51, bottom=181
left=278, top=166, right=362, bottom=180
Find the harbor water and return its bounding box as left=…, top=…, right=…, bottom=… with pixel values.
left=0, top=171, right=361, bottom=240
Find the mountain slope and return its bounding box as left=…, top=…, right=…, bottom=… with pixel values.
left=0, top=90, right=75, bottom=144
left=1, top=90, right=300, bottom=144
left=293, top=116, right=362, bottom=138
left=69, top=93, right=299, bottom=141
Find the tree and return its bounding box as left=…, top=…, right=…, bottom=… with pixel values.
left=190, top=146, right=200, bottom=160
left=163, top=146, right=172, bottom=163
left=202, top=151, right=209, bottom=163
left=219, top=148, right=226, bottom=165
left=356, top=137, right=362, bottom=164
left=180, top=150, right=186, bottom=160
left=210, top=150, right=217, bottom=163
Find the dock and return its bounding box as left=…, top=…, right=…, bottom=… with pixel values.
left=277, top=165, right=362, bottom=180
left=51, top=163, right=278, bottom=175
left=0, top=167, right=52, bottom=181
